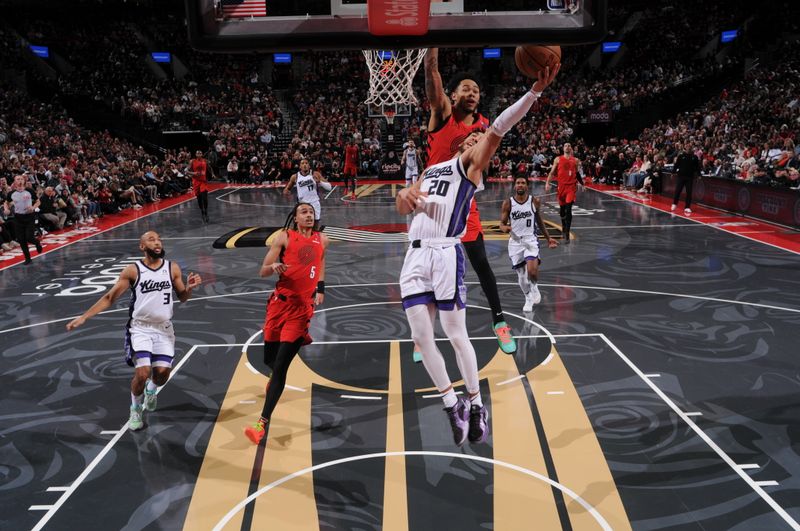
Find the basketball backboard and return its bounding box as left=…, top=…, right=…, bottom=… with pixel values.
left=185, top=0, right=607, bottom=52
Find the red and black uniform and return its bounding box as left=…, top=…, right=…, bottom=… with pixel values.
left=426, top=112, right=490, bottom=242
left=189, top=158, right=208, bottom=193
left=263, top=229, right=324, bottom=345
left=344, top=145, right=359, bottom=177
left=555, top=155, right=579, bottom=206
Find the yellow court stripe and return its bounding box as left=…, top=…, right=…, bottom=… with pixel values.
left=183, top=351, right=268, bottom=530
left=251, top=359, right=318, bottom=529
left=484, top=349, right=564, bottom=529
left=225, top=227, right=260, bottom=249
left=529, top=348, right=631, bottom=530
left=382, top=341, right=409, bottom=531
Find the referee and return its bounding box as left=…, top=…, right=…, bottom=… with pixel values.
left=3, top=175, right=42, bottom=265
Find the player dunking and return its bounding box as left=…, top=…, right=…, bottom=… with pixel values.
left=66, top=231, right=201, bottom=430
left=283, top=158, right=332, bottom=225
left=545, top=143, right=584, bottom=243
left=398, top=64, right=559, bottom=446
left=187, top=150, right=212, bottom=223
left=500, top=176, right=558, bottom=312
left=423, top=48, right=517, bottom=358
left=343, top=139, right=359, bottom=198
left=245, top=202, right=329, bottom=444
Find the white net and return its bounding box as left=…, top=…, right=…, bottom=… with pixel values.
left=362, top=49, right=427, bottom=108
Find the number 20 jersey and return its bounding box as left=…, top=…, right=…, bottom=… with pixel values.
left=408, top=155, right=476, bottom=241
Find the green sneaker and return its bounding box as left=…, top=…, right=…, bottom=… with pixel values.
left=129, top=404, right=144, bottom=431
left=412, top=348, right=423, bottom=363
left=144, top=382, right=157, bottom=412
left=493, top=321, right=517, bottom=354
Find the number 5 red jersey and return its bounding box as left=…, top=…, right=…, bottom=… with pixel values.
left=275, top=229, right=324, bottom=300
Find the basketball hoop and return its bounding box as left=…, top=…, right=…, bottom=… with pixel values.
left=363, top=49, right=427, bottom=108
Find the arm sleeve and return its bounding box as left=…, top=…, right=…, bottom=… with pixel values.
left=492, top=90, right=542, bottom=137
left=318, top=181, right=332, bottom=191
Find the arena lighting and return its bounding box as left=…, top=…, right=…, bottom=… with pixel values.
left=151, top=52, right=172, bottom=63
left=29, top=45, right=49, bottom=58
left=483, top=48, right=502, bottom=59
left=721, top=30, right=738, bottom=43
left=273, top=53, right=292, bottom=63
left=602, top=41, right=621, bottom=53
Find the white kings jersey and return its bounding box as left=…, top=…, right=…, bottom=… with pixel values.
left=295, top=172, right=319, bottom=204
left=129, top=259, right=174, bottom=323
left=408, top=156, right=476, bottom=241
left=510, top=194, right=537, bottom=239
left=405, top=148, right=419, bottom=176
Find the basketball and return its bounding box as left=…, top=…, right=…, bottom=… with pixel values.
left=515, top=45, right=562, bottom=78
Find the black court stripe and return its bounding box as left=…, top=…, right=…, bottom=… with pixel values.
left=240, top=421, right=271, bottom=531
left=519, top=375, right=573, bottom=531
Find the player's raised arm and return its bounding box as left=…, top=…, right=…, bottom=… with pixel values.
left=424, top=48, right=451, bottom=130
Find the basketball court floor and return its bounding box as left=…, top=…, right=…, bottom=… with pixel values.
left=2, top=182, right=799, bottom=530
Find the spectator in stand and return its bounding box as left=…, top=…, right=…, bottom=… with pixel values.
left=39, top=186, right=68, bottom=229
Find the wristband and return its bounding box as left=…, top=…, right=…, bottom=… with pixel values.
left=316, top=281, right=325, bottom=294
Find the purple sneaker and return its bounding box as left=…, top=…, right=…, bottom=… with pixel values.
left=468, top=404, right=489, bottom=443
left=444, top=396, right=471, bottom=447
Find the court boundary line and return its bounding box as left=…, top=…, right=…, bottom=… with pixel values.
left=585, top=187, right=800, bottom=257
left=31, top=344, right=203, bottom=531
left=596, top=333, right=799, bottom=530
left=0, top=192, right=202, bottom=272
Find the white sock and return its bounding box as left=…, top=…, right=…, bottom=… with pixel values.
left=516, top=267, right=530, bottom=295
left=442, top=389, right=458, bottom=409
left=439, top=308, right=480, bottom=395
left=146, top=380, right=158, bottom=393
left=530, top=280, right=538, bottom=292
left=470, top=393, right=483, bottom=408
left=406, top=304, right=452, bottom=392
left=131, top=392, right=143, bottom=407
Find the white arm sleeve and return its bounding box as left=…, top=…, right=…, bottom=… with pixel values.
left=318, top=180, right=332, bottom=191
left=492, top=90, right=542, bottom=136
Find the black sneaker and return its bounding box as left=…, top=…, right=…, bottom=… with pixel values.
left=444, top=396, right=470, bottom=447
left=468, top=404, right=489, bottom=443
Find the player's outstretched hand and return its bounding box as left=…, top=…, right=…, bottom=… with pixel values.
left=187, top=272, right=202, bottom=290
left=547, top=238, right=559, bottom=249
left=66, top=316, right=86, bottom=331
left=532, top=62, right=561, bottom=93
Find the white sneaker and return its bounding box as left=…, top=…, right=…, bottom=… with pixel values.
left=530, top=285, right=542, bottom=305
left=523, top=299, right=533, bottom=312
left=670, top=204, right=677, bottom=211
left=129, top=404, right=144, bottom=431
left=684, top=208, right=692, bottom=215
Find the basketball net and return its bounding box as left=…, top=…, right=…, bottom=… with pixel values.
left=363, top=48, right=427, bottom=109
